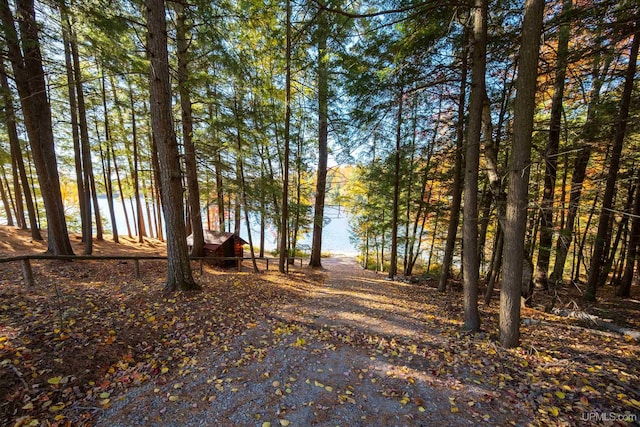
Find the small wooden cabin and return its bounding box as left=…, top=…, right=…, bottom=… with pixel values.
left=186, top=231, right=247, bottom=268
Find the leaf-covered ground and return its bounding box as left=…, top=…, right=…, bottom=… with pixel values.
left=0, top=226, right=639, bottom=426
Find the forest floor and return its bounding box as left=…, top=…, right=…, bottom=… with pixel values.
left=0, top=225, right=639, bottom=427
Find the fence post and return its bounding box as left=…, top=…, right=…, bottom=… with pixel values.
left=134, top=259, right=141, bottom=279
left=21, top=258, right=34, bottom=287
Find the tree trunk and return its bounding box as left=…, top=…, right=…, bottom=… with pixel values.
left=0, top=60, right=41, bottom=239
left=60, top=2, right=86, bottom=243
left=233, top=92, right=259, bottom=273
left=574, top=189, right=599, bottom=283
left=310, top=11, right=329, bottom=268
left=500, top=0, right=544, bottom=348
left=150, top=131, right=164, bottom=241
left=0, top=0, right=73, bottom=255
left=599, top=182, right=634, bottom=289
left=279, top=0, right=291, bottom=273
left=96, top=80, right=119, bottom=243
left=0, top=167, right=13, bottom=226
left=477, top=96, right=494, bottom=267
left=176, top=1, right=204, bottom=256
left=389, top=88, right=403, bottom=280
left=534, top=0, right=571, bottom=290
left=484, top=225, right=503, bottom=305
left=618, top=174, right=640, bottom=297
left=99, top=71, right=119, bottom=242
left=548, top=40, right=607, bottom=284
left=146, top=0, right=198, bottom=291
left=130, top=85, right=146, bottom=243
left=406, top=143, right=434, bottom=276
left=462, top=0, right=487, bottom=332
left=585, top=26, right=639, bottom=301
left=438, top=28, right=468, bottom=293
left=70, top=17, right=96, bottom=253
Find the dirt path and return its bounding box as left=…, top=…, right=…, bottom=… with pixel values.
left=97, top=256, right=527, bottom=427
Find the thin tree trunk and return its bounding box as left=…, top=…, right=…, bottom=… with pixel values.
left=25, top=149, right=40, bottom=228
left=291, top=127, right=304, bottom=258
left=477, top=96, right=494, bottom=266
left=0, top=60, right=40, bottom=239
left=0, top=167, right=13, bottom=226
left=112, top=143, right=133, bottom=238
left=484, top=225, right=503, bottom=305
left=599, top=182, right=634, bottom=289
left=575, top=190, right=599, bottom=283
left=406, top=96, right=437, bottom=276
left=389, top=88, right=403, bottom=279
left=130, top=85, right=146, bottom=243
left=3, top=167, right=17, bottom=224
left=618, top=174, right=640, bottom=297
left=406, top=144, right=434, bottom=276
left=96, top=103, right=118, bottom=242
left=100, top=71, right=120, bottom=243
left=66, top=11, right=95, bottom=253
left=427, top=209, right=442, bottom=274
left=10, top=144, right=25, bottom=228
left=585, top=26, right=639, bottom=301
left=150, top=131, right=164, bottom=241
left=500, top=0, right=544, bottom=348
left=233, top=93, right=259, bottom=273
left=176, top=1, right=204, bottom=256
left=60, top=2, right=86, bottom=240
left=534, top=0, right=571, bottom=290
left=279, top=0, right=291, bottom=273
left=438, top=28, right=468, bottom=292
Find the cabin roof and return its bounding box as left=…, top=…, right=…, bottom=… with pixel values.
left=186, top=230, right=248, bottom=247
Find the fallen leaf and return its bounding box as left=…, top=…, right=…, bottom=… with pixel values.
left=47, top=376, right=62, bottom=385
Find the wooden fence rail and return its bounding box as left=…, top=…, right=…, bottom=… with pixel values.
left=0, top=255, right=304, bottom=287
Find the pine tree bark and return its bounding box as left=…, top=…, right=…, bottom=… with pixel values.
left=585, top=26, right=639, bottom=301
left=310, top=11, right=329, bottom=268
left=176, top=1, right=204, bottom=256
left=500, top=0, right=544, bottom=348
left=0, top=0, right=73, bottom=255
left=146, top=0, right=198, bottom=291
left=462, top=0, right=487, bottom=331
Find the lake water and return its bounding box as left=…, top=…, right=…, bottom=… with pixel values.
left=95, top=198, right=358, bottom=256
